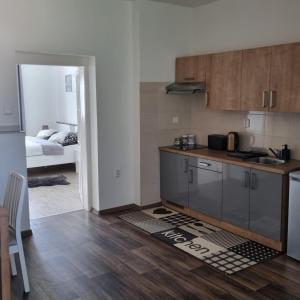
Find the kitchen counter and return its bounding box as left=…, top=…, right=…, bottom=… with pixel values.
left=159, top=146, right=300, bottom=175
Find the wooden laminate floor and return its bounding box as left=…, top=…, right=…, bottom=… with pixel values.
left=13, top=210, right=300, bottom=300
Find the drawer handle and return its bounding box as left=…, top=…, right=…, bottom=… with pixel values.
left=244, top=171, right=250, bottom=188
left=251, top=173, right=257, bottom=190
left=198, top=162, right=211, bottom=167
left=189, top=169, right=194, bottom=184
left=184, top=159, right=189, bottom=173
left=184, top=77, right=195, bottom=80
left=291, top=176, right=300, bottom=182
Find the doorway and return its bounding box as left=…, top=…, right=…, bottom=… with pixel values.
left=15, top=52, right=99, bottom=223
left=18, top=64, right=84, bottom=219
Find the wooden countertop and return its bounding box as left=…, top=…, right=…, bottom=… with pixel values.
left=159, top=146, right=300, bottom=175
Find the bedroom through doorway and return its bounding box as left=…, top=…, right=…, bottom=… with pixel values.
left=18, top=64, right=84, bottom=219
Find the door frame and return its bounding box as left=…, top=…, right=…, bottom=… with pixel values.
left=15, top=51, right=99, bottom=212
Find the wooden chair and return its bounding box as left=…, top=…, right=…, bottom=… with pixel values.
left=2, top=172, right=30, bottom=293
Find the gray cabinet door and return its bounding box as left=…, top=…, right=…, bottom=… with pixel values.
left=249, top=170, right=282, bottom=240
left=160, top=152, right=189, bottom=207
left=222, top=164, right=250, bottom=229
left=189, top=167, right=222, bottom=219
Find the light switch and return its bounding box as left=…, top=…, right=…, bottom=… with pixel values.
left=244, top=118, right=250, bottom=128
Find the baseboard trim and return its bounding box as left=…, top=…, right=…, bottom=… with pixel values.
left=138, top=201, right=162, bottom=210
left=90, top=208, right=100, bottom=216
left=91, top=202, right=162, bottom=216
left=21, top=229, right=33, bottom=238
left=96, top=204, right=138, bottom=215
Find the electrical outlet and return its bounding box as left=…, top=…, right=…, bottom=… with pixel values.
left=3, top=109, right=12, bottom=116
left=172, top=116, right=179, bottom=124
left=115, top=169, right=121, bottom=178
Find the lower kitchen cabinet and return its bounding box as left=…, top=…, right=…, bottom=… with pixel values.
left=223, top=163, right=283, bottom=240
left=189, top=162, right=223, bottom=219
left=222, top=164, right=250, bottom=229
left=160, top=151, right=284, bottom=243
left=160, top=151, right=189, bottom=207
left=249, top=170, right=282, bottom=240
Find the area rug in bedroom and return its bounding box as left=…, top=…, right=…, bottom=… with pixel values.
left=119, top=206, right=281, bottom=275
left=28, top=174, right=70, bottom=188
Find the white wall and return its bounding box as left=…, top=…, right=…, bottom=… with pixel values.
left=0, top=0, right=139, bottom=211
left=191, top=0, right=300, bottom=54
left=0, top=133, right=30, bottom=232
left=139, top=0, right=300, bottom=83
left=21, top=65, right=78, bottom=136
left=56, top=66, right=78, bottom=128
left=138, top=0, right=194, bottom=82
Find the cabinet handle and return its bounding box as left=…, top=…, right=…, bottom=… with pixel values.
left=205, top=91, right=209, bottom=107
left=262, top=90, right=268, bottom=108
left=198, top=162, right=210, bottom=167
left=184, top=159, right=189, bottom=173
left=244, top=171, right=250, bottom=188
left=269, top=90, right=276, bottom=108
left=189, top=169, right=194, bottom=184
left=251, top=173, right=257, bottom=190
left=184, top=77, right=195, bottom=81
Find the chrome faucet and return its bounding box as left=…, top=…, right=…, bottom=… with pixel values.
left=269, top=148, right=281, bottom=159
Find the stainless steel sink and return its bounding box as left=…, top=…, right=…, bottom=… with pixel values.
left=247, top=157, right=286, bottom=165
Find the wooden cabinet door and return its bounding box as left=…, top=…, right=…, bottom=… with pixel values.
left=208, top=51, right=243, bottom=110
left=197, top=54, right=211, bottom=83
left=241, top=47, right=272, bottom=111
left=270, top=42, right=300, bottom=112
left=176, top=56, right=199, bottom=83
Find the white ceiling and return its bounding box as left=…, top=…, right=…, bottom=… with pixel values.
left=148, top=0, right=217, bottom=8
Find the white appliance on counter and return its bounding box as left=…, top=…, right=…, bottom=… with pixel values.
left=287, top=171, right=300, bottom=261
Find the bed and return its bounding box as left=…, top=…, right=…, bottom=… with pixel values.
left=25, top=136, right=79, bottom=169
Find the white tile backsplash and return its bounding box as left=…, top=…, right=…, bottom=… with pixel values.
left=190, top=108, right=300, bottom=159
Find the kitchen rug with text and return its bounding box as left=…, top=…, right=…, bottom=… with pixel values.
left=119, top=206, right=281, bottom=275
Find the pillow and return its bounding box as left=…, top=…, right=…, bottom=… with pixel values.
left=48, top=131, right=68, bottom=144
left=36, top=129, right=56, bottom=139
left=62, top=132, right=78, bottom=146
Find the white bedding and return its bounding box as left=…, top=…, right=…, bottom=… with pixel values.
left=25, top=136, right=64, bottom=157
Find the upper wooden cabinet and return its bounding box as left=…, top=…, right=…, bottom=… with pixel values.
left=208, top=51, right=243, bottom=110
left=176, top=56, right=199, bottom=83
left=175, top=41, right=300, bottom=113
left=241, top=43, right=300, bottom=112
left=270, top=43, right=300, bottom=112
left=241, top=47, right=272, bottom=111
left=175, top=55, right=210, bottom=83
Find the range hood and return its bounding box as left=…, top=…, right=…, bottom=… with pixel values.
left=166, top=82, right=206, bottom=94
